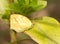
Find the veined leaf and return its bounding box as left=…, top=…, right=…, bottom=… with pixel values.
left=10, top=14, right=32, bottom=32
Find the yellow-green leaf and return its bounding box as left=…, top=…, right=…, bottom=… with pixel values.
left=25, top=17, right=60, bottom=44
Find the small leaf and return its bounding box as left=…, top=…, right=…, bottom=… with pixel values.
left=30, top=1, right=47, bottom=11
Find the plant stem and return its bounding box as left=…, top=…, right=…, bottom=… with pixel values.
left=10, top=30, right=17, bottom=44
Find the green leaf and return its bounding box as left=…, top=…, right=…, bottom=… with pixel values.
left=34, top=16, right=59, bottom=26
left=10, top=0, right=47, bottom=15
left=25, top=17, right=60, bottom=44
left=30, top=0, right=47, bottom=11
left=25, top=22, right=57, bottom=44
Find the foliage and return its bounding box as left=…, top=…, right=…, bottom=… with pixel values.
left=10, top=0, right=47, bottom=15
left=1, top=0, right=60, bottom=44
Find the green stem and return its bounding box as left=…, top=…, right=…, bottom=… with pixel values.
left=10, top=30, right=17, bottom=44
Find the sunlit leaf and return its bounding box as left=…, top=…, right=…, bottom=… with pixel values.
left=10, top=14, right=32, bottom=32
